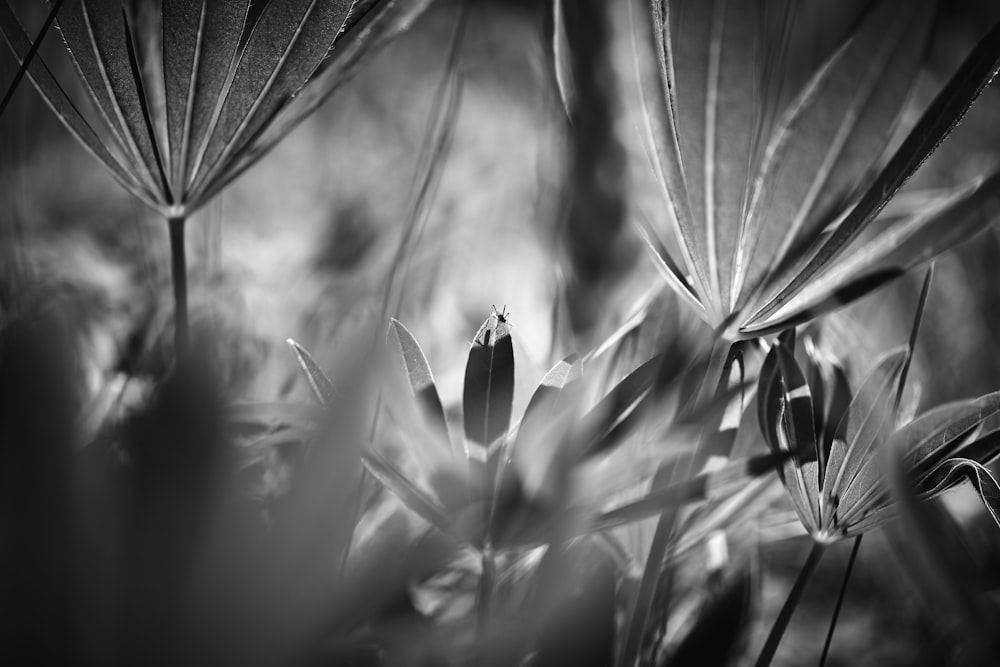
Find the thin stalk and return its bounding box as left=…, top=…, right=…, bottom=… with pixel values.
left=168, top=215, right=188, bottom=355
left=754, top=541, right=826, bottom=667
left=818, top=536, right=861, bottom=667
left=478, top=547, right=496, bottom=640
left=619, top=507, right=676, bottom=667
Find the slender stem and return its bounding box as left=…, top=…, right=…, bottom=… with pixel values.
left=478, top=548, right=496, bottom=641
left=620, top=508, right=675, bottom=667
left=754, top=541, right=826, bottom=667
left=168, top=215, right=188, bottom=356
left=819, top=536, right=861, bottom=667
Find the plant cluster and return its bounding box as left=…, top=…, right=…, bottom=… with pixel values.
left=3, top=0, right=1000, bottom=666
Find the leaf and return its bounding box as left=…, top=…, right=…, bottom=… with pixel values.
left=634, top=0, right=712, bottom=305
left=0, top=1, right=156, bottom=205
left=463, top=309, right=515, bottom=451
left=573, top=343, right=686, bottom=460
left=286, top=338, right=338, bottom=407
left=210, top=0, right=434, bottom=202
left=950, top=427, right=1000, bottom=467
left=758, top=174, right=1000, bottom=328
left=511, top=354, right=583, bottom=499
left=286, top=339, right=454, bottom=536
left=361, top=445, right=453, bottom=535
left=668, top=567, right=752, bottom=667
left=160, top=0, right=244, bottom=195
left=670, top=0, right=761, bottom=311
left=774, top=345, right=821, bottom=530
left=191, top=0, right=356, bottom=194
left=736, top=0, right=934, bottom=310
left=896, top=392, right=1000, bottom=476
left=920, top=458, right=1000, bottom=529
left=591, top=451, right=788, bottom=532
left=59, top=0, right=166, bottom=193
left=389, top=318, right=449, bottom=446
left=822, top=347, right=906, bottom=528
left=0, top=0, right=64, bottom=119
left=551, top=0, right=574, bottom=115
left=750, top=15, right=1000, bottom=328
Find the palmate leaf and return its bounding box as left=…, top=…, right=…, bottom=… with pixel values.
left=0, top=0, right=63, bottom=118
left=0, top=1, right=155, bottom=204
left=751, top=172, right=1000, bottom=335
left=735, top=0, right=934, bottom=313
left=0, top=0, right=433, bottom=216
left=746, top=16, right=1000, bottom=332
left=209, top=0, right=433, bottom=204
left=627, top=0, right=1000, bottom=338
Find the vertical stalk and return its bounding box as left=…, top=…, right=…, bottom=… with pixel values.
left=478, top=547, right=496, bottom=640
left=818, top=536, right=861, bottom=667
left=754, top=541, right=826, bottom=667
left=168, top=215, right=188, bottom=356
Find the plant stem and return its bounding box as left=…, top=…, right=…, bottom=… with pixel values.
left=619, top=507, right=676, bottom=667
left=819, top=536, right=861, bottom=667
left=478, top=548, right=496, bottom=640
left=754, top=541, right=826, bottom=667
left=168, top=215, right=188, bottom=356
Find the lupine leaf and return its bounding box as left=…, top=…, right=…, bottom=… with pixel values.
left=178, top=0, right=248, bottom=191
left=212, top=0, right=434, bottom=203
left=670, top=0, right=760, bottom=311
left=749, top=16, right=1000, bottom=329
left=637, top=0, right=712, bottom=304
left=590, top=451, right=788, bottom=532
left=0, top=0, right=63, bottom=119
left=823, top=348, right=906, bottom=521
left=463, top=310, right=515, bottom=452
left=775, top=346, right=821, bottom=530
left=389, top=318, right=449, bottom=446
left=921, top=459, right=1000, bottom=528
left=898, top=392, right=1000, bottom=476
left=192, top=0, right=356, bottom=193
left=62, top=0, right=166, bottom=192
left=736, top=0, right=934, bottom=310
left=759, top=174, right=1000, bottom=327
left=0, top=1, right=156, bottom=204
left=287, top=338, right=338, bottom=407
left=286, top=339, right=453, bottom=536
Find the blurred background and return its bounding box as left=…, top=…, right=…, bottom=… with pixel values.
left=2, top=0, right=1000, bottom=665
